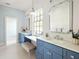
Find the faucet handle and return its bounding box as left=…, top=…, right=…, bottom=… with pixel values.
left=54, top=35, right=63, bottom=40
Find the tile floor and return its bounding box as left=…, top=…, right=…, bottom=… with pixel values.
left=0, top=43, right=36, bottom=59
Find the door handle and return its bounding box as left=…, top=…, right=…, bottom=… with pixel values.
left=70, top=55, right=74, bottom=59
left=47, top=52, right=51, bottom=55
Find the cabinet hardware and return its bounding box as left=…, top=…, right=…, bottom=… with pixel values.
left=70, top=55, right=74, bottom=59
left=47, top=52, right=51, bottom=55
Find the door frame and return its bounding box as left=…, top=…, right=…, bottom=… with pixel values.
left=4, top=16, right=18, bottom=45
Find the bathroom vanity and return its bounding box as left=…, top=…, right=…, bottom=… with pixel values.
left=35, top=0, right=79, bottom=58
left=36, top=38, right=79, bottom=59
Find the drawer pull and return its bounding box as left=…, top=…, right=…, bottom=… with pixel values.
left=70, top=55, right=74, bottom=59
left=47, top=52, right=51, bottom=55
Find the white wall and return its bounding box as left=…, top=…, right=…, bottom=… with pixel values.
left=73, top=0, right=79, bottom=33
left=0, top=5, right=27, bottom=44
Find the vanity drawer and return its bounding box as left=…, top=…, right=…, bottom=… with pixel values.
left=51, top=44, right=63, bottom=55
left=67, top=50, right=79, bottom=59
left=37, top=39, right=62, bottom=55
left=63, top=49, right=67, bottom=56
left=43, top=41, right=63, bottom=55
left=63, top=49, right=79, bottom=59
left=37, top=39, right=46, bottom=53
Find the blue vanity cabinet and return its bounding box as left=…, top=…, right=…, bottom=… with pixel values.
left=36, top=50, right=44, bottom=59
left=67, top=51, right=79, bottom=59
left=53, top=52, right=62, bottom=59
left=43, top=41, right=62, bottom=59
left=36, top=39, right=44, bottom=59
left=18, top=33, right=25, bottom=43
left=18, top=33, right=31, bottom=43
left=63, top=49, right=67, bottom=59
left=36, top=39, right=79, bottom=59
left=63, top=49, right=79, bottom=59
left=36, top=39, right=52, bottom=59
left=44, top=48, right=53, bottom=59
left=43, top=48, right=62, bottom=59
left=36, top=39, right=62, bottom=59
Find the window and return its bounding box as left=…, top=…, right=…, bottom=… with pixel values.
left=31, top=8, right=43, bottom=36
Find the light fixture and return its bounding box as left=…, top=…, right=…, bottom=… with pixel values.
left=5, top=3, right=10, bottom=5
left=50, top=0, right=52, bottom=3
left=30, top=0, right=35, bottom=15
left=32, top=0, right=35, bottom=12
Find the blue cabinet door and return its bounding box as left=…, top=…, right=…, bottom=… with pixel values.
left=18, top=33, right=22, bottom=43
left=37, top=39, right=44, bottom=54
left=63, top=49, right=79, bottom=59
left=63, top=56, right=67, bottom=59
left=21, top=33, right=25, bottom=43
left=18, top=33, right=21, bottom=43
left=20, top=33, right=24, bottom=43
left=44, top=48, right=62, bottom=59
left=36, top=51, right=43, bottom=59
left=44, top=48, right=53, bottom=59
left=36, top=47, right=44, bottom=59
left=18, top=33, right=25, bottom=43
left=67, top=50, right=79, bottom=59
left=53, top=52, right=62, bottom=59
left=36, top=39, right=63, bottom=59
left=36, top=39, right=44, bottom=59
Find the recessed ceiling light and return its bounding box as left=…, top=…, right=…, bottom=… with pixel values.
left=5, top=3, right=11, bottom=5
left=50, top=0, right=52, bottom=3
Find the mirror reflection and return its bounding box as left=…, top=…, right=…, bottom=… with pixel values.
left=49, top=0, right=72, bottom=33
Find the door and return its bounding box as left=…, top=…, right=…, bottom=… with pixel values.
left=44, top=48, right=53, bottom=59
left=66, top=50, right=79, bottom=59
left=5, top=16, right=18, bottom=46
left=36, top=51, right=43, bottom=59
left=53, top=52, right=62, bottom=59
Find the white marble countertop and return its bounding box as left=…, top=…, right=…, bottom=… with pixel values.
left=25, top=36, right=37, bottom=42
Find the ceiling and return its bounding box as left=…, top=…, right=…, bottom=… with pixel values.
left=0, top=0, right=32, bottom=12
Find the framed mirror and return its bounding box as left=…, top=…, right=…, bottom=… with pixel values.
left=49, top=0, right=73, bottom=33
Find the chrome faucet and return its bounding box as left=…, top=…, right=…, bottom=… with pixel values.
left=54, top=35, right=63, bottom=40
